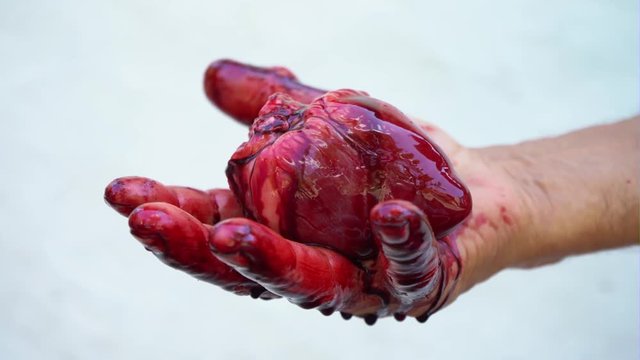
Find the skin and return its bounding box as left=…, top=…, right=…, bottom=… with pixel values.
left=438, top=116, right=640, bottom=299
left=104, top=60, right=639, bottom=323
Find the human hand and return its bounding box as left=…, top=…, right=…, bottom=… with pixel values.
left=103, top=60, right=543, bottom=324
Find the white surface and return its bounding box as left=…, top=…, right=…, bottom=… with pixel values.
left=0, top=0, right=638, bottom=359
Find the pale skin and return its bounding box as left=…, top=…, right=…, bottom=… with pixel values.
left=429, top=116, right=640, bottom=302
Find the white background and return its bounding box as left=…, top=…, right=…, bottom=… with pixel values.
left=1, top=0, right=638, bottom=359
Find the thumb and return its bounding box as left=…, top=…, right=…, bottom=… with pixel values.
left=204, top=59, right=325, bottom=126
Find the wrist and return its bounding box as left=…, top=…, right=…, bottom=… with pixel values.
left=459, top=143, right=561, bottom=272
left=483, top=143, right=565, bottom=268
left=447, top=146, right=538, bottom=298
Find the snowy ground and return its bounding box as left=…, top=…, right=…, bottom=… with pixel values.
left=1, top=1, right=638, bottom=359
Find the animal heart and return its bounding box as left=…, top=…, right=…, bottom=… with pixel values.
left=226, top=88, right=471, bottom=261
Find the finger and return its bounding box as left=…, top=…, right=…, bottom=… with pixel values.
left=208, top=218, right=382, bottom=314
left=204, top=59, right=325, bottom=125
left=105, top=176, right=242, bottom=224
left=128, top=202, right=277, bottom=299
left=370, top=200, right=442, bottom=303
left=105, top=177, right=179, bottom=217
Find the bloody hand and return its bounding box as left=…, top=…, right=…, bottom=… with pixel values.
left=105, top=60, right=472, bottom=324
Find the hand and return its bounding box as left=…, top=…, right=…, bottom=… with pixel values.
left=102, top=60, right=517, bottom=324
left=106, top=60, right=637, bottom=324
left=104, top=120, right=529, bottom=324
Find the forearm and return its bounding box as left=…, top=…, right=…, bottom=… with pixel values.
left=484, top=117, right=639, bottom=268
